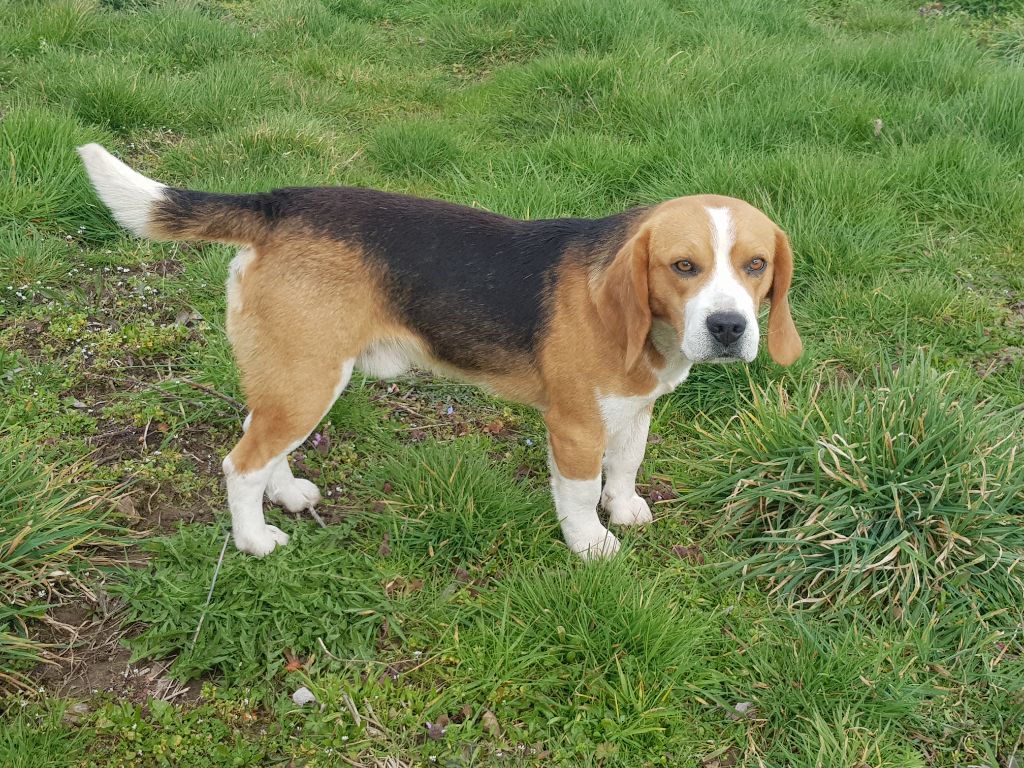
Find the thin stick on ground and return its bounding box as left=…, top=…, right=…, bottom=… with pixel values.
left=190, top=532, right=230, bottom=650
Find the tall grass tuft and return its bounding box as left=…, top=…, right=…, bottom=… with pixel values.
left=454, top=558, right=721, bottom=754
left=684, top=353, right=1024, bottom=619
left=375, top=437, right=553, bottom=564
left=0, top=419, right=121, bottom=692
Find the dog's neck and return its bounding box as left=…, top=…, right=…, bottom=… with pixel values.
left=647, top=320, right=693, bottom=396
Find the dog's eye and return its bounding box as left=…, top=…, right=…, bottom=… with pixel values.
left=748, top=257, right=767, bottom=273
left=672, top=259, right=696, bottom=275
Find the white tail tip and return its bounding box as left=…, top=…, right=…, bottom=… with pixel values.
left=77, top=143, right=166, bottom=238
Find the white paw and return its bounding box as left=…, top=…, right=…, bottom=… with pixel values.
left=267, top=478, right=321, bottom=513
left=605, top=492, right=654, bottom=527
left=565, top=526, right=621, bottom=560
left=234, top=524, right=290, bottom=557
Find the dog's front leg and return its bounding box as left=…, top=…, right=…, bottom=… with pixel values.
left=545, top=407, right=619, bottom=559
left=600, top=398, right=654, bottom=527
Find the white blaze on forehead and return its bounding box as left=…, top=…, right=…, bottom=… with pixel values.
left=700, top=206, right=747, bottom=309
left=707, top=206, right=735, bottom=267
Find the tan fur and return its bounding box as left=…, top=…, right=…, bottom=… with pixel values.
left=592, top=229, right=653, bottom=372
left=223, top=226, right=393, bottom=474
left=766, top=229, right=802, bottom=365
left=540, top=258, right=666, bottom=480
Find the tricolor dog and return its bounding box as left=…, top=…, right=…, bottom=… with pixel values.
left=78, top=144, right=802, bottom=559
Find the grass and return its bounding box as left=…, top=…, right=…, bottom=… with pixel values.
left=0, top=414, right=122, bottom=692
left=1, top=0, right=1023, bottom=766
left=687, top=352, right=1024, bottom=618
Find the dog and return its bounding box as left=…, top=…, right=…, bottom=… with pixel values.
left=78, top=143, right=802, bottom=559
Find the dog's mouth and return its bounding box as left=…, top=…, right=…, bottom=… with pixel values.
left=686, top=340, right=757, bottom=365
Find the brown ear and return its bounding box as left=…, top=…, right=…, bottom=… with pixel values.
left=767, top=229, right=803, bottom=366
left=593, top=229, right=652, bottom=371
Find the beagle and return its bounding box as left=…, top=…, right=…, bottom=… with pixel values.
left=78, top=143, right=802, bottom=559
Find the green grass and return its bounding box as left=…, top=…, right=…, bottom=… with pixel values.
left=2, top=0, right=1024, bottom=766
left=683, top=352, right=1024, bottom=618
left=0, top=415, right=121, bottom=691
left=0, top=700, right=90, bottom=768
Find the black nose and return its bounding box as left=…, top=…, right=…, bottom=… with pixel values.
left=706, top=311, right=747, bottom=346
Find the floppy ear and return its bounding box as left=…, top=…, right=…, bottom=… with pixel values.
left=592, top=229, right=652, bottom=371
left=767, top=228, right=803, bottom=366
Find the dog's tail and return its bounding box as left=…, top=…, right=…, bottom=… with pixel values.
left=77, top=143, right=276, bottom=245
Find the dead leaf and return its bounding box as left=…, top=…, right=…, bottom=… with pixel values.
left=378, top=532, right=391, bottom=557
left=481, top=709, right=501, bottom=738
left=173, top=309, right=203, bottom=326
left=384, top=576, right=424, bottom=597
left=671, top=544, right=704, bottom=564
left=116, top=496, right=138, bottom=520
left=646, top=480, right=677, bottom=502
left=702, top=746, right=740, bottom=768
left=376, top=619, right=397, bottom=654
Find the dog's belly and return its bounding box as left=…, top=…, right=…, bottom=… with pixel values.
left=355, top=338, right=423, bottom=378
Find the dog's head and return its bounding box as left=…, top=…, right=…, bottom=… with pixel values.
left=594, top=195, right=802, bottom=370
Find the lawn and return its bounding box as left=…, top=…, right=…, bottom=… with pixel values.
left=1, top=0, right=1023, bottom=765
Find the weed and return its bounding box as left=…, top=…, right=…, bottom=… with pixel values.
left=685, top=353, right=1024, bottom=620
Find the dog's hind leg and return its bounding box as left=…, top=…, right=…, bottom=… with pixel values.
left=225, top=357, right=355, bottom=556
left=239, top=409, right=332, bottom=515
left=219, top=236, right=378, bottom=555
left=265, top=456, right=322, bottom=514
